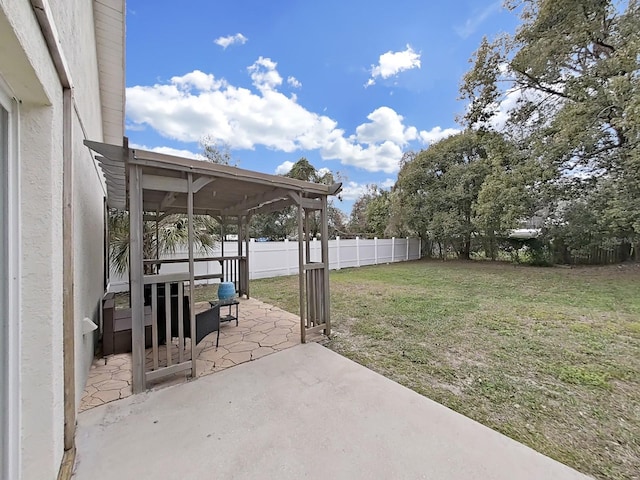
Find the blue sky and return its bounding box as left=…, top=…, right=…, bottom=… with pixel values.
left=125, top=0, right=519, bottom=214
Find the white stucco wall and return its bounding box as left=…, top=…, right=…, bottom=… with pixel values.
left=19, top=100, right=66, bottom=480
left=1, top=3, right=66, bottom=479
left=0, top=0, right=114, bottom=478
left=51, top=0, right=109, bottom=412
left=72, top=111, right=107, bottom=409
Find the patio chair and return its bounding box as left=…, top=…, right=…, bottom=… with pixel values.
left=148, top=283, right=221, bottom=347
left=195, top=303, right=220, bottom=347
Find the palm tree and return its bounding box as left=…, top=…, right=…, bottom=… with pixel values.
left=108, top=210, right=219, bottom=276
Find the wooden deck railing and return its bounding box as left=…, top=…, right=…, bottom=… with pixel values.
left=143, top=273, right=192, bottom=383
left=303, top=262, right=327, bottom=333
left=143, top=256, right=247, bottom=295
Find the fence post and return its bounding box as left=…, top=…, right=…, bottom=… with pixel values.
left=406, top=237, right=409, bottom=261
left=249, top=238, right=255, bottom=280
left=391, top=237, right=395, bottom=262
left=374, top=237, right=378, bottom=264
left=336, top=236, right=341, bottom=270
left=313, top=237, right=318, bottom=262
left=356, top=236, right=360, bottom=267
left=285, top=239, right=290, bottom=275
left=418, top=238, right=422, bottom=259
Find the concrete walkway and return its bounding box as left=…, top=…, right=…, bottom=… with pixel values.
left=74, top=343, right=590, bottom=480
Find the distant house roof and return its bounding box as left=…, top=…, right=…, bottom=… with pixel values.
left=509, top=229, right=541, bottom=240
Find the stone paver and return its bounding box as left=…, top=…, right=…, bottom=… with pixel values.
left=94, top=379, right=128, bottom=391
left=225, top=350, right=252, bottom=364
left=79, top=297, right=303, bottom=411
left=93, top=389, right=121, bottom=403
left=251, top=346, right=275, bottom=359
left=243, top=332, right=267, bottom=343
left=227, top=341, right=260, bottom=353
left=260, top=335, right=289, bottom=347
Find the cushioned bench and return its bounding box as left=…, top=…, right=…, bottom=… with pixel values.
left=102, top=294, right=221, bottom=356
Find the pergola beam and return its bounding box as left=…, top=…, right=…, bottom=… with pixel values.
left=221, top=188, right=287, bottom=216
left=143, top=174, right=188, bottom=193
left=248, top=197, right=295, bottom=216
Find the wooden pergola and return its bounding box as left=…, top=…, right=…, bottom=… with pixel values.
left=85, top=140, right=341, bottom=393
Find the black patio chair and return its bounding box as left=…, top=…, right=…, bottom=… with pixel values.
left=195, top=303, right=220, bottom=347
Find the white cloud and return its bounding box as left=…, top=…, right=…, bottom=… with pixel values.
left=287, top=76, right=302, bottom=88
left=418, top=126, right=460, bottom=144
left=172, top=70, right=226, bottom=91
left=125, top=122, right=146, bottom=132
left=248, top=57, right=283, bottom=91
left=127, top=60, right=451, bottom=174
left=275, top=160, right=295, bottom=175
left=485, top=88, right=522, bottom=131
left=339, top=178, right=396, bottom=201
left=454, top=2, right=502, bottom=39
left=366, top=45, right=421, bottom=87
left=472, top=74, right=549, bottom=132
left=129, top=143, right=203, bottom=160
left=380, top=178, right=395, bottom=189
left=355, top=107, right=417, bottom=145
left=340, top=182, right=370, bottom=201
left=214, top=33, right=248, bottom=49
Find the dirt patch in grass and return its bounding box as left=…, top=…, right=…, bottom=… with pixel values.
left=251, top=260, right=640, bottom=480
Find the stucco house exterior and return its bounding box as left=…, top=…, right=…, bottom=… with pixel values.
left=0, top=1, right=125, bottom=479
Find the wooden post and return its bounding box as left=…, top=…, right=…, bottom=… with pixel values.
left=237, top=215, right=243, bottom=295
left=62, top=87, right=75, bottom=450
left=220, top=217, right=225, bottom=279
left=237, top=216, right=243, bottom=258
left=129, top=162, right=145, bottom=393
left=297, top=201, right=306, bottom=343
left=244, top=214, right=250, bottom=298
left=155, top=211, right=159, bottom=272
left=304, top=209, right=311, bottom=263
left=306, top=209, right=315, bottom=327
left=321, top=195, right=331, bottom=336
left=188, top=173, right=196, bottom=377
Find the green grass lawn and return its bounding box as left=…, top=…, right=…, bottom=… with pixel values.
left=249, top=260, right=640, bottom=480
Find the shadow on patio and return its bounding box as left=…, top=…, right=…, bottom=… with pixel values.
left=80, top=297, right=300, bottom=411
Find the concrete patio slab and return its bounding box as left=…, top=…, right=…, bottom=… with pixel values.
left=74, top=343, right=590, bottom=480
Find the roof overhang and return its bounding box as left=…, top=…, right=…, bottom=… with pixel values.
left=85, top=140, right=342, bottom=216
left=94, top=0, right=126, bottom=145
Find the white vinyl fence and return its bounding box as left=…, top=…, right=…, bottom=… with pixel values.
left=108, top=237, right=421, bottom=293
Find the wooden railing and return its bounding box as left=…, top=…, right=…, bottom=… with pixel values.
left=143, top=273, right=192, bottom=383
left=303, top=262, right=327, bottom=332
left=137, top=256, right=247, bottom=384
left=143, top=255, right=246, bottom=295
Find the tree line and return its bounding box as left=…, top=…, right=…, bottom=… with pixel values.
left=347, top=0, right=639, bottom=265
left=111, top=0, right=638, bottom=268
